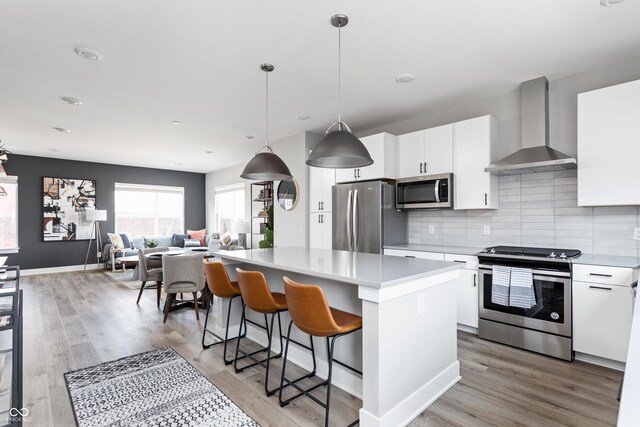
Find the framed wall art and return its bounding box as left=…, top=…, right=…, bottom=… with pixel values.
left=43, top=177, right=96, bottom=241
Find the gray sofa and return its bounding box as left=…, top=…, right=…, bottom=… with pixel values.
left=103, top=234, right=241, bottom=270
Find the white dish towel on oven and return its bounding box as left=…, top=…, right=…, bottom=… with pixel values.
left=509, top=267, right=536, bottom=309
left=491, top=265, right=511, bottom=306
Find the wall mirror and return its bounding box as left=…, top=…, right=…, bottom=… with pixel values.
left=277, top=178, right=299, bottom=211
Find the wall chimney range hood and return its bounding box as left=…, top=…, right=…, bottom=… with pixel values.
left=485, top=77, right=577, bottom=175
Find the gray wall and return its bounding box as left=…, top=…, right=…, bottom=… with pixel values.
left=4, top=155, right=206, bottom=269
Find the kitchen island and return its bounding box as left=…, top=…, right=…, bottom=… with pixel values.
left=214, top=247, right=463, bottom=427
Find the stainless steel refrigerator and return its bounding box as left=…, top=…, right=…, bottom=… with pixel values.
left=332, top=180, right=406, bottom=254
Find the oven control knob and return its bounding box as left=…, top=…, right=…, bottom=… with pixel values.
left=559, top=253, right=567, bottom=259
left=549, top=252, right=557, bottom=258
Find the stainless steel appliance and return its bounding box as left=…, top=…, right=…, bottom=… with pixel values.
left=477, top=246, right=582, bottom=361
left=395, top=173, right=452, bottom=209
left=332, top=180, right=406, bottom=254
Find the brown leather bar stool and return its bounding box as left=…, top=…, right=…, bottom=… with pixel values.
left=279, top=276, right=362, bottom=427
left=234, top=268, right=288, bottom=396
left=201, top=260, right=247, bottom=365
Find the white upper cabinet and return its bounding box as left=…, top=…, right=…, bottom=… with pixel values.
left=453, top=115, right=499, bottom=210
left=335, top=133, right=397, bottom=183
left=309, top=167, right=335, bottom=213
left=577, top=78, right=640, bottom=206
left=397, top=124, right=453, bottom=179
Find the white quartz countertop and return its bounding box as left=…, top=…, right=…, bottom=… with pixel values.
left=383, top=244, right=482, bottom=256
left=215, top=247, right=463, bottom=288
left=618, top=287, right=640, bottom=426
left=572, top=254, right=640, bottom=269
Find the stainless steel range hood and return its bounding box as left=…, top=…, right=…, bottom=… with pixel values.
left=485, top=77, right=577, bottom=175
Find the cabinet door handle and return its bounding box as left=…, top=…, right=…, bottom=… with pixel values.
left=473, top=274, right=477, bottom=287
left=318, top=214, right=321, bottom=224
left=589, top=273, right=613, bottom=278
left=420, top=162, right=423, bottom=174
left=453, top=260, right=466, bottom=263
left=405, top=255, right=416, bottom=258
left=354, top=169, right=357, bottom=179
left=318, top=202, right=321, bottom=211
left=484, top=193, right=488, bottom=206
left=589, top=285, right=612, bottom=291
left=358, top=168, right=361, bottom=178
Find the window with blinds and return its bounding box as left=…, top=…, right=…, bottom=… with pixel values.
left=114, top=183, right=184, bottom=237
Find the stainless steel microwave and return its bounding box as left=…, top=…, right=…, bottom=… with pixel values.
left=396, top=173, right=453, bottom=209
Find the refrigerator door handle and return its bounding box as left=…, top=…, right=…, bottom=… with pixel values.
left=346, top=189, right=353, bottom=251
left=353, top=189, right=359, bottom=252
left=434, top=179, right=440, bottom=203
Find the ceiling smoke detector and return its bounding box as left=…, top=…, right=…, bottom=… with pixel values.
left=52, top=127, right=70, bottom=133
left=296, top=114, right=310, bottom=120
left=61, top=97, right=82, bottom=106
left=74, top=47, right=103, bottom=61
left=395, top=74, right=416, bottom=83
left=245, top=135, right=255, bottom=141
left=171, top=121, right=183, bottom=125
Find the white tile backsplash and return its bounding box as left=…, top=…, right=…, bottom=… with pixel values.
left=405, top=170, right=640, bottom=257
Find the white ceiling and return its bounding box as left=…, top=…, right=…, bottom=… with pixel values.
left=1, top=0, right=640, bottom=173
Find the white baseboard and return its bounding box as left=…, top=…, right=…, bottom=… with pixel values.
left=359, top=361, right=460, bottom=427
left=456, top=323, right=478, bottom=334
left=21, top=263, right=101, bottom=276
left=574, top=352, right=626, bottom=371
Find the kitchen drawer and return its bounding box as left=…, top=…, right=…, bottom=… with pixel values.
left=444, top=254, right=479, bottom=270
left=384, top=249, right=445, bottom=261
left=573, top=264, right=636, bottom=286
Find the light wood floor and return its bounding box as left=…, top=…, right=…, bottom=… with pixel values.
left=21, top=271, right=623, bottom=426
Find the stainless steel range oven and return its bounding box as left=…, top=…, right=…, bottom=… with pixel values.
left=477, top=246, right=581, bottom=361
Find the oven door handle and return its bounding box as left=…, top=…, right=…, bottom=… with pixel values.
left=479, top=265, right=571, bottom=278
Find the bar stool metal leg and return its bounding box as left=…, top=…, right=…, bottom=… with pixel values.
left=278, top=321, right=319, bottom=406
left=201, top=293, right=247, bottom=365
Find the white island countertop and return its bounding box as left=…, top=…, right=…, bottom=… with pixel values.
left=215, top=247, right=463, bottom=288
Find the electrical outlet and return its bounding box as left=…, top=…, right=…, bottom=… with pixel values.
left=483, top=225, right=491, bottom=235
left=634, top=228, right=640, bottom=240
left=417, top=293, right=425, bottom=314
left=428, top=224, right=435, bottom=234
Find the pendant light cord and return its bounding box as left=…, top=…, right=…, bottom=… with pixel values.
left=265, top=70, right=270, bottom=149
left=338, top=23, right=342, bottom=125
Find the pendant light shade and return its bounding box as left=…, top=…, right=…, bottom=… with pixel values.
left=306, top=14, right=373, bottom=169
left=241, top=146, right=292, bottom=180
left=241, top=64, right=292, bottom=181
left=306, top=125, right=373, bottom=168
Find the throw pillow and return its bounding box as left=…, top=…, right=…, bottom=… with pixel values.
left=220, top=231, right=232, bottom=246
left=172, top=233, right=190, bottom=248
left=183, top=238, right=202, bottom=248
left=119, top=233, right=133, bottom=249
left=107, top=233, right=124, bottom=249
left=187, top=228, right=206, bottom=246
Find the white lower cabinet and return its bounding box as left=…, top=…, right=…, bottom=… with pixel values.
left=385, top=249, right=479, bottom=330
left=573, top=280, right=634, bottom=363
left=309, top=213, right=332, bottom=250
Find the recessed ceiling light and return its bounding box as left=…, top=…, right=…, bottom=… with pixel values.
left=171, top=120, right=183, bottom=125
left=49, top=148, right=60, bottom=152
left=174, top=162, right=183, bottom=166
left=245, top=135, right=255, bottom=141
left=600, top=0, right=627, bottom=5
left=205, top=150, right=214, bottom=155
left=395, top=74, right=416, bottom=83
left=52, top=127, right=70, bottom=133
left=74, top=47, right=103, bottom=61
left=296, top=114, right=310, bottom=120
left=61, top=97, right=82, bottom=106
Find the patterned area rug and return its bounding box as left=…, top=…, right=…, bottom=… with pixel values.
left=64, top=347, right=259, bottom=427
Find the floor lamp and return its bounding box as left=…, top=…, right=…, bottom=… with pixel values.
left=84, top=209, right=107, bottom=271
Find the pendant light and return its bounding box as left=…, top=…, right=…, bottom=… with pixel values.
left=306, top=14, right=373, bottom=169
left=241, top=63, right=292, bottom=181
